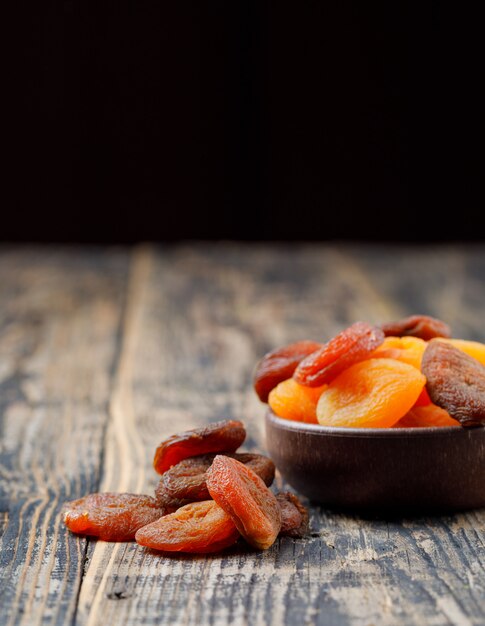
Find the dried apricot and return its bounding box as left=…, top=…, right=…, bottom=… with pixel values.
left=206, top=455, right=281, bottom=550
left=394, top=404, right=459, bottom=428
left=64, top=493, right=164, bottom=542
left=160, top=455, right=215, bottom=502
left=153, top=419, right=246, bottom=474
left=268, top=378, right=326, bottom=423
left=370, top=337, right=431, bottom=410
left=159, top=452, right=275, bottom=503
left=414, top=386, right=432, bottom=407
left=135, top=500, right=240, bottom=553
left=439, top=338, right=485, bottom=367
left=381, top=315, right=451, bottom=340
left=422, top=341, right=485, bottom=427
left=253, top=340, right=322, bottom=401
left=370, top=336, right=426, bottom=370
left=154, top=481, right=190, bottom=513
left=316, top=358, right=426, bottom=428
left=276, top=493, right=309, bottom=538
left=233, top=453, right=276, bottom=488
left=293, top=322, right=385, bottom=387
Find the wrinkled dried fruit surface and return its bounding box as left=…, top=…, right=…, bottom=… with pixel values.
left=440, top=338, right=485, bottom=367
left=268, top=378, right=326, bottom=423
left=395, top=404, right=459, bottom=428
left=253, top=340, right=322, bottom=402
left=276, top=493, right=309, bottom=538
left=135, top=500, right=240, bottom=553
left=161, top=454, right=215, bottom=502
left=64, top=493, right=164, bottom=541
left=316, top=358, right=426, bottom=428
left=153, top=419, right=246, bottom=474
left=206, top=455, right=281, bottom=550
left=233, top=453, right=276, bottom=488
left=422, top=341, right=485, bottom=427
left=159, top=452, right=275, bottom=503
left=381, top=315, right=451, bottom=340
left=294, top=322, right=385, bottom=387
left=370, top=336, right=426, bottom=370
left=155, top=481, right=191, bottom=512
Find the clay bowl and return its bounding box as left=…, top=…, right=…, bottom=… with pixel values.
left=265, top=409, right=485, bottom=513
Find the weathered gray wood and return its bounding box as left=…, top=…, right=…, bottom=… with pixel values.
left=1, top=244, right=485, bottom=626
left=0, top=247, right=129, bottom=626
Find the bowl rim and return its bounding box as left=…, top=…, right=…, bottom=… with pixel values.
left=265, top=408, right=482, bottom=439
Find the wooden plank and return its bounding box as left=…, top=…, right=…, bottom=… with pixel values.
left=73, top=244, right=485, bottom=626
left=0, top=247, right=129, bottom=626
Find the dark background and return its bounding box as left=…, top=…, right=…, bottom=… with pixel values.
left=5, top=2, right=483, bottom=243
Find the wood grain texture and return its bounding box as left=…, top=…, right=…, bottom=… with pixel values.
left=0, top=247, right=129, bottom=626
left=1, top=243, right=485, bottom=626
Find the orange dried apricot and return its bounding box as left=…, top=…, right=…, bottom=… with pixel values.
left=370, top=337, right=432, bottom=408
left=414, top=386, right=432, bottom=407
left=153, top=419, right=246, bottom=474
left=370, top=336, right=426, bottom=370
left=394, top=404, right=459, bottom=428
left=268, top=378, right=326, bottom=423
left=422, top=341, right=485, bottom=427
left=253, top=340, right=322, bottom=402
left=64, top=493, right=164, bottom=542
left=206, top=455, right=281, bottom=550
left=135, top=500, right=240, bottom=553
left=316, top=358, right=426, bottom=428
left=381, top=314, right=451, bottom=340
left=294, top=322, right=384, bottom=387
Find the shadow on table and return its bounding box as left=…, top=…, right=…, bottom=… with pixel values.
left=309, top=500, right=485, bottom=525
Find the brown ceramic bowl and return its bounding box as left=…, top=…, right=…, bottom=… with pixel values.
left=265, top=409, right=485, bottom=512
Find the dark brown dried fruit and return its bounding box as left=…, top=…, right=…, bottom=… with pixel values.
left=293, top=322, right=385, bottom=387
left=253, top=340, right=322, bottom=402
left=153, top=419, right=246, bottom=475
left=422, top=341, right=485, bottom=427
left=160, top=455, right=216, bottom=503
left=135, top=500, right=240, bottom=553
left=160, top=452, right=275, bottom=504
left=276, top=492, right=309, bottom=538
left=206, top=455, right=282, bottom=550
left=237, top=453, right=276, bottom=488
left=63, top=493, right=164, bottom=542
left=381, top=315, right=451, bottom=340
left=154, top=481, right=189, bottom=513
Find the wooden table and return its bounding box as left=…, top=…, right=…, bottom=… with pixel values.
left=1, top=244, right=484, bottom=626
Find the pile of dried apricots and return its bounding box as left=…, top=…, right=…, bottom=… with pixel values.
left=254, top=315, right=485, bottom=429
left=63, top=314, right=485, bottom=552
left=64, top=420, right=308, bottom=552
